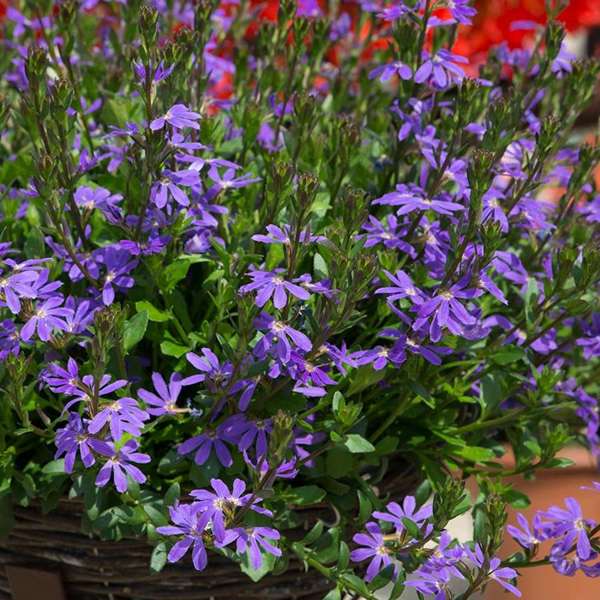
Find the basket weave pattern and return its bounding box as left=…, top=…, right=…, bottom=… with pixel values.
left=0, top=500, right=330, bottom=600
left=0, top=470, right=419, bottom=599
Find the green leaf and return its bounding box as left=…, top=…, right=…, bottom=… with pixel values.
left=302, top=521, right=324, bottom=545
left=544, top=457, right=575, bottom=469
left=123, top=311, right=148, bottom=352
left=162, top=261, right=191, bottom=293
left=160, top=340, right=190, bottom=358
left=143, top=503, right=168, bottom=526
left=357, top=490, right=372, bottom=523
left=42, top=459, right=66, bottom=475
left=322, top=588, right=342, bottom=600
left=332, top=391, right=345, bottom=415
left=135, top=300, right=171, bottom=322
left=313, top=253, right=329, bottom=278
left=150, top=542, right=167, bottom=573
left=503, top=489, right=531, bottom=509
left=337, top=541, right=349, bottom=571
left=160, top=256, right=207, bottom=293
left=240, top=549, right=277, bottom=581
left=480, top=374, right=502, bottom=416
left=375, top=436, right=398, bottom=456
left=451, top=445, right=496, bottom=463
left=401, top=517, right=420, bottom=538
left=340, top=574, right=369, bottom=597
left=164, top=482, right=180, bottom=506
left=285, top=485, right=326, bottom=506
left=491, top=346, right=526, bottom=365
left=325, top=448, right=354, bottom=478
left=344, top=434, right=375, bottom=454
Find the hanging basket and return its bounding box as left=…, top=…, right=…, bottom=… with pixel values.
left=0, top=468, right=420, bottom=600
left=0, top=499, right=329, bottom=600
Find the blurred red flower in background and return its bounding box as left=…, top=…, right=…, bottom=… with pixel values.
left=456, top=0, right=600, bottom=58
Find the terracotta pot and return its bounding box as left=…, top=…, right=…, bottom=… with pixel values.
left=484, top=447, right=600, bottom=600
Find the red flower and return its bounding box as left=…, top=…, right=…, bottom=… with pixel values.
left=456, top=0, right=600, bottom=57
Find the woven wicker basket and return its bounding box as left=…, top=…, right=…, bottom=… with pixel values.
left=0, top=469, right=419, bottom=600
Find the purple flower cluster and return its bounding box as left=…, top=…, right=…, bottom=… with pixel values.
left=157, top=479, right=280, bottom=571
left=508, top=496, right=600, bottom=577
left=2, top=0, right=599, bottom=595
left=351, top=496, right=521, bottom=597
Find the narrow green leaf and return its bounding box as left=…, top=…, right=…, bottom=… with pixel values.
left=150, top=542, right=167, bottom=573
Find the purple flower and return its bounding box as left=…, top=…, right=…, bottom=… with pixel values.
left=118, top=236, right=168, bottom=257
left=190, top=478, right=270, bottom=542
left=138, top=372, right=184, bottom=416
left=353, top=346, right=399, bottom=371
left=552, top=43, right=575, bottom=77
left=95, top=440, right=151, bottom=493
left=375, top=270, right=426, bottom=305
left=467, top=546, right=522, bottom=597
left=475, top=272, right=508, bottom=305
left=254, top=312, right=312, bottom=362
left=290, top=352, right=336, bottom=397
left=237, top=418, right=273, bottom=459
left=405, top=567, right=455, bottom=598
left=369, top=61, right=412, bottom=83
left=44, top=357, right=81, bottom=395
left=482, top=189, right=509, bottom=232
left=379, top=328, right=451, bottom=365
left=296, top=0, right=322, bottom=18
left=430, top=0, right=477, bottom=26
left=97, top=247, right=137, bottom=305
left=63, top=297, right=97, bottom=334
left=134, top=60, right=174, bottom=84
left=29, top=269, right=62, bottom=299
left=541, top=498, right=596, bottom=560
left=373, top=183, right=464, bottom=216
left=205, top=166, right=260, bottom=199
left=421, top=531, right=465, bottom=575
left=88, top=397, right=150, bottom=440
left=178, top=424, right=234, bottom=467
left=152, top=169, right=199, bottom=208
left=413, top=281, right=477, bottom=342
left=292, top=274, right=334, bottom=298
left=75, top=186, right=122, bottom=214
left=232, top=527, right=282, bottom=569
left=240, top=269, right=311, bottom=309
left=252, top=224, right=323, bottom=246
left=350, top=522, right=395, bottom=582
left=54, top=413, right=110, bottom=473
left=372, top=496, right=433, bottom=533
left=376, top=2, right=416, bottom=22
left=507, top=513, right=546, bottom=550
left=21, top=296, right=73, bottom=342
left=0, top=267, right=37, bottom=314
left=0, top=320, right=20, bottom=359
left=183, top=348, right=232, bottom=388
left=361, top=214, right=416, bottom=255
left=156, top=503, right=211, bottom=571
left=150, top=104, right=201, bottom=132
left=415, top=50, right=468, bottom=90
